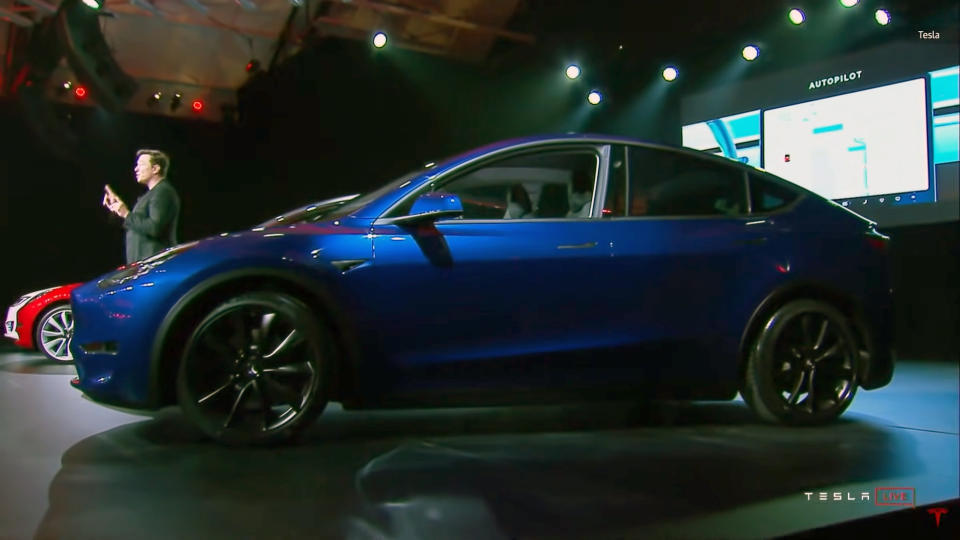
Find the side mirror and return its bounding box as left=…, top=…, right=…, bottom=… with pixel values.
left=380, top=192, right=463, bottom=225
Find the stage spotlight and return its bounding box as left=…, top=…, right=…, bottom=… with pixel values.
left=74, top=85, right=87, bottom=99
left=840, top=0, right=859, bottom=7
left=662, top=66, right=678, bottom=82
left=170, top=92, right=182, bottom=111
left=147, top=90, right=161, bottom=107
left=742, top=45, right=760, bottom=61
left=565, top=64, right=581, bottom=80
left=81, top=0, right=103, bottom=9
left=788, top=8, right=805, bottom=24
left=587, top=90, right=602, bottom=105
left=192, top=99, right=204, bottom=113
left=372, top=32, right=387, bottom=48
left=875, top=9, right=890, bottom=25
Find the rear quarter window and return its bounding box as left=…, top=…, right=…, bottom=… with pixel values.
left=750, top=173, right=800, bottom=214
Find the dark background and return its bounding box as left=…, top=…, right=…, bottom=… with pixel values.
left=1, top=2, right=957, bottom=361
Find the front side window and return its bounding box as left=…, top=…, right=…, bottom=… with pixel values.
left=432, top=150, right=600, bottom=220
left=606, top=146, right=747, bottom=217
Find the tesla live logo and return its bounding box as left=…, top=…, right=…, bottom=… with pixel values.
left=804, top=488, right=950, bottom=527
left=802, top=487, right=915, bottom=506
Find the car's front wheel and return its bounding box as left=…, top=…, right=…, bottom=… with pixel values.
left=35, top=304, right=74, bottom=362
left=744, top=299, right=860, bottom=425
left=176, top=291, right=329, bottom=445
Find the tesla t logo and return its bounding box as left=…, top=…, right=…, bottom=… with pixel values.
left=928, top=507, right=948, bottom=527
left=875, top=487, right=915, bottom=507
left=784, top=154, right=791, bottom=162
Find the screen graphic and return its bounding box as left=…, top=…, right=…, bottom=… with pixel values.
left=762, top=78, right=929, bottom=200
left=681, top=111, right=761, bottom=167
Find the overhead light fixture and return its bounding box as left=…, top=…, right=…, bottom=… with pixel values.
left=170, top=92, right=182, bottom=112
left=565, top=64, right=581, bottom=80
left=742, top=45, right=760, bottom=61
left=81, top=0, right=104, bottom=9
left=372, top=32, right=388, bottom=48
left=587, top=90, right=603, bottom=105
left=147, top=91, right=162, bottom=107
left=662, top=66, right=679, bottom=82
left=74, top=85, right=88, bottom=99
left=192, top=99, right=204, bottom=113
left=788, top=8, right=805, bottom=25
left=55, top=81, right=72, bottom=97
left=875, top=9, right=891, bottom=25
left=840, top=0, right=859, bottom=7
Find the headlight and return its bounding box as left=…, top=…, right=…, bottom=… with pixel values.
left=98, top=241, right=199, bottom=289
left=12, top=287, right=57, bottom=307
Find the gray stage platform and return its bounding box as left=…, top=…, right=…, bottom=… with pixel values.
left=0, top=345, right=956, bottom=539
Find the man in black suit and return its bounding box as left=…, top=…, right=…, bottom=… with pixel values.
left=102, top=149, right=181, bottom=264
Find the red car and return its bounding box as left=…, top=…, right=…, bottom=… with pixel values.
left=4, top=284, right=82, bottom=362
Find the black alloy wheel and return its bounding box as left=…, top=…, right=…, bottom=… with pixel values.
left=177, top=292, right=329, bottom=445
left=744, top=299, right=860, bottom=425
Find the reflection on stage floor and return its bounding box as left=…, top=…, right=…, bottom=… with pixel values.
left=0, top=345, right=956, bottom=539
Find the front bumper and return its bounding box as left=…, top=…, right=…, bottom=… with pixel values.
left=69, top=280, right=173, bottom=409
left=5, top=297, right=29, bottom=342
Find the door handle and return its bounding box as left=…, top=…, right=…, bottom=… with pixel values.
left=557, top=241, right=598, bottom=250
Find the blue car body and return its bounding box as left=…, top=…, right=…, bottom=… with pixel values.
left=70, top=134, right=894, bottom=414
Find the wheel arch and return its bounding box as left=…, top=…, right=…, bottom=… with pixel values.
left=737, top=281, right=872, bottom=394
left=32, top=300, right=72, bottom=351
left=148, top=268, right=361, bottom=408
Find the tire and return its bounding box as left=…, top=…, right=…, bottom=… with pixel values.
left=34, top=304, right=74, bottom=362
left=176, top=291, right=330, bottom=445
left=744, top=299, right=860, bottom=425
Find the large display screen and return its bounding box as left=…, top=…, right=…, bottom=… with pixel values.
left=762, top=78, right=929, bottom=201
left=680, top=40, right=959, bottom=227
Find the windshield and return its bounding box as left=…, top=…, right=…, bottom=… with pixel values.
left=318, top=167, right=432, bottom=221
left=257, top=194, right=360, bottom=228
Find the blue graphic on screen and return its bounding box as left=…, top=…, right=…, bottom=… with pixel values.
left=681, top=111, right=761, bottom=166
left=930, top=66, right=959, bottom=165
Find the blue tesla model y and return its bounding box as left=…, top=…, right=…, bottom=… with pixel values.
left=69, top=135, right=895, bottom=444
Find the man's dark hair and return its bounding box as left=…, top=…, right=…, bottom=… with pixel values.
left=136, top=149, right=170, bottom=178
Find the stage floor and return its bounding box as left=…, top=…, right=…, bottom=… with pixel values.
left=0, top=345, right=956, bottom=539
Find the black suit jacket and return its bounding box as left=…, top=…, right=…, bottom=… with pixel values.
left=123, top=180, right=180, bottom=264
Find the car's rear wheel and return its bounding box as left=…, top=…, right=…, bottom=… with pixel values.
left=35, top=304, right=74, bottom=362
left=744, top=299, right=859, bottom=425
left=176, top=291, right=329, bottom=445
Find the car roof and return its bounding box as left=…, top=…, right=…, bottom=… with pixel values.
left=431, top=133, right=788, bottom=184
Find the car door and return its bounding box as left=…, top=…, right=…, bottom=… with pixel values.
left=598, top=144, right=769, bottom=394
left=348, top=145, right=626, bottom=399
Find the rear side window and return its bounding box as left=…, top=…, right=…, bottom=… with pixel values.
left=612, top=146, right=747, bottom=217
left=750, top=174, right=799, bottom=214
